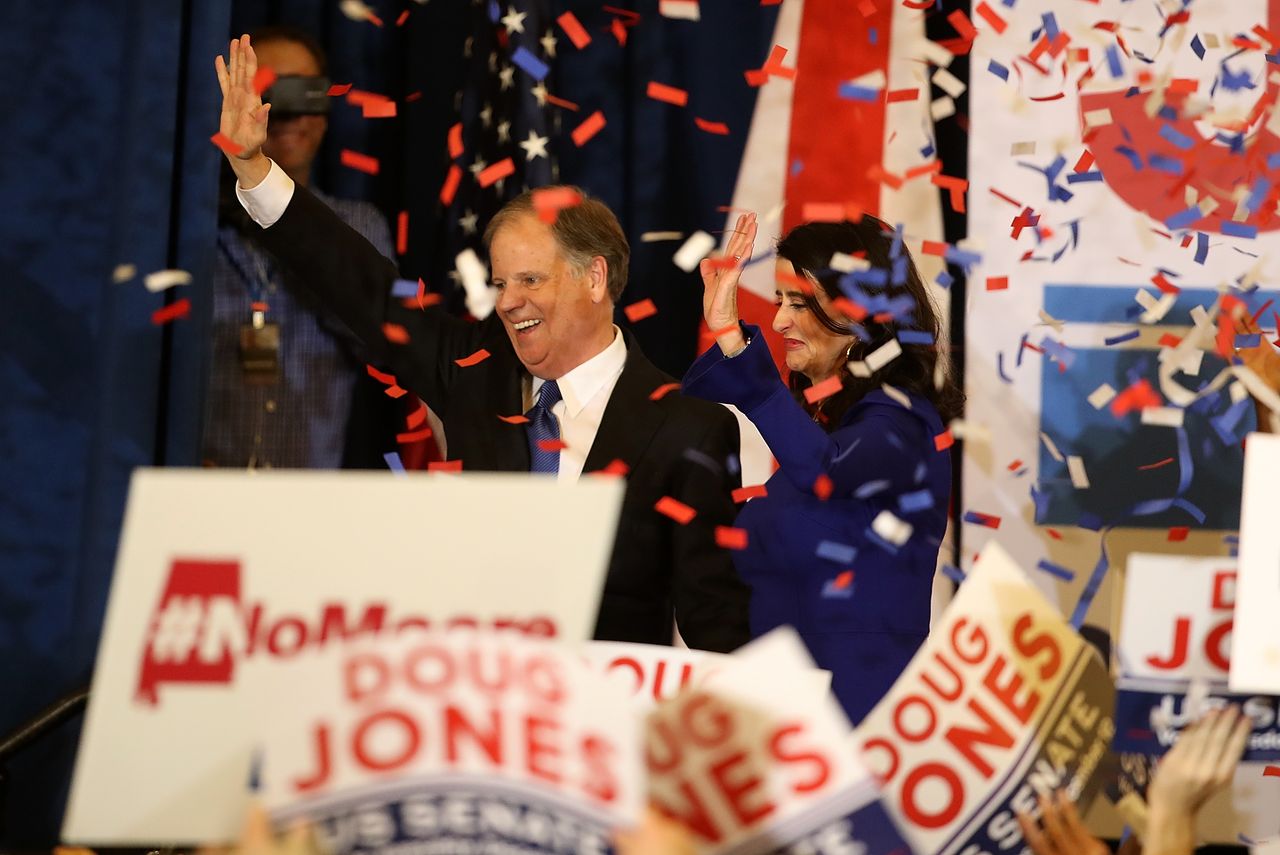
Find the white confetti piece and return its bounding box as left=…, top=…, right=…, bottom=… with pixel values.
left=339, top=0, right=375, bottom=21
left=932, top=67, right=966, bottom=99
left=829, top=251, right=868, bottom=273
left=1009, top=141, right=1036, bottom=155
left=658, top=0, right=700, bottom=20
left=848, top=360, right=871, bottom=378
left=143, top=269, right=192, bottom=292
left=1087, top=383, right=1117, bottom=409
left=880, top=383, right=912, bottom=408
left=913, top=37, right=954, bottom=68
left=1066, top=455, right=1090, bottom=489
left=850, top=69, right=888, bottom=90
left=1040, top=431, right=1064, bottom=462
left=1141, top=406, right=1185, bottom=427
left=673, top=230, right=716, bottom=273
left=455, top=249, right=494, bottom=320
left=871, top=509, right=913, bottom=546
left=112, top=264, right=137, bottom=284
left=865, top=338, right=903, bottom=372
left=947, top=418, right=991, bottom=443
left=930, top=96, right=956, bottom=121
left=1083, top=107, right=1113, bottom=128
left=640, top=231, right=684, bottom=242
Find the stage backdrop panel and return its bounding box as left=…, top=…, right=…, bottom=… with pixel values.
left=965, top=0, right=1280, bottom=630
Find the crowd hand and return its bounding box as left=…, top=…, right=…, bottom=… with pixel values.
left=701, top=212, right=757, bottom=356
left=1144, top=705, right=1251, bottom=855
left=1232, top=304, right=1280, bottom=392
left=214, top=34, right=272, bottom=186
left=1015, top=789, right=1108, bottom=855
left=613, top=807, right=696, bottom=855
left=198, top=803, right=323, bottom=855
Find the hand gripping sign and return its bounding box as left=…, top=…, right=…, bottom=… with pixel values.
left=643, top=628, right=910, bottom=854
left=258, top=631, right=643, bottom=855
left=852, top=542, right=1115, bottom=855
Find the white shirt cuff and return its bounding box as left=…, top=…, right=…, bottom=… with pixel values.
left=234, top=158, right=295, bottom=228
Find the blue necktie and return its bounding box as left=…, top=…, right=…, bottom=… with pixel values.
left=526, top=379, right=562, bottom=474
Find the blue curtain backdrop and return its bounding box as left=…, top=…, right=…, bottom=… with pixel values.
left=0, top=0, right=230, bottom=843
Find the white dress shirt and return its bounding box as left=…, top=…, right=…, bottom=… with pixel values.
left=234, top=158, right=630, bottom=483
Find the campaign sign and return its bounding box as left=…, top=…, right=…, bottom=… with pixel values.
left=582, top=642, right=833, bottom=711
left=1232, top=433, right=1280, bottom=695
left=1114, top=553, right=1280, bottom=762
left=63, top=469, right=624, bottom=845
left=259, top=631, right=643, bottom=855
left=645, top=629, right=910, bottom=854
left=853, top=542, right=1115, bottom=855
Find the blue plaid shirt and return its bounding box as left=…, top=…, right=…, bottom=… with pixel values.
left=202, top=188, right=394, bottom=469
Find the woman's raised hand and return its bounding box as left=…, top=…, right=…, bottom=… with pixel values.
left=214, top=35, right=271, bottom=180
left=701, top=212, right=757, bottom=355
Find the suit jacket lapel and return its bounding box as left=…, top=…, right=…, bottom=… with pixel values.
left=582, top=333, right=669, bottom=474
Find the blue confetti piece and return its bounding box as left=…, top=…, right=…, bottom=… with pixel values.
left=1104, top=329, right=1140, bottom=345
left=854, top=478, right=891, bottom=499
left=1194, top=232, right=1209, bottom=264
left=511, top=46, right=549, bottom=81
left=790, top=159, right=804, bottom=176
left=1041, top=12, right=1060, bottom=41
left=898, top=489, right=934, bottom=513
left=944, top=246, right=983, bottom=269
left=1220, top=63, right=1255, bottom=92
left=816, top=540, right=858, bottom=563
left=821, top=576, right=855, bottom=599
left=1069, top=535, right=1111, bottom=629
left=920, top=140, right=936, bottom=159
left=1244, top=177, right=1270, bottom=213
left=1036, top=559, right=1076, bottom=582
left=383, top=451, right=407, bottom=475
left=488, top=0, right=500, bottom=22
left=1268, top=53, right=1280, bottom=65
left=988, top=59, right=1010, bottom=81
left=1148, top=154, right=1184, bottom=175
left=1221, top=221, right=1258, bottom=239
left=868, top=26, right=879, bottom=45
left=1157, top=104, right=1178, bottom=122
left=1077, top=512, right=1103, bottom=531
left=391, top=278, right=419, bottom=297
left=936, top=268, right=954, bottom=289
left=1158, top=123, right=1196, bottom=150
left=1114, top=145, right=1144, bottom=171
left=838, top=82, right=881, bottom=102
left=1266, top=152, right=1280, bottom=171
left=1236, top=333, right=1262, bottom=348
left=1164, top=206, right=1202, bottom=231
left=997, top=352, right=1013, bottom=383
left=1106, top=44, right=1124, bottom=78
left=897, top=330, right=934, bottom=345
left=247, top=746, right=263, bottom=792
left=1066, top=170, right=1104, bottom=183
left=942, top=564, right=966, bottom=584
left=1190, top=34, right=1205, bottom=59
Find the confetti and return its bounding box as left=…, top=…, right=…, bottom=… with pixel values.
left=934, top=430, right=955, bottom=451
left=327, top=83, right=353, bottom=96
left=693, top=117, right=730, bottom=135
left=813, top=474, right=834, bottom=500
left=511, top=46, right=549, bottom=81
left=428, top=460, right=462, bottom=472
left=898, top=489, right=934, bottom=513
left=340, top=149, right=379, bottom=175
left=557, top=11, right=591, bottom=48
left=143, top=269, right=192, bottom=292
left=715, top=526, right=748, bottom=550
left=362, top=98, right=396, bottom=118
left=649, top=382, right=680, bottom=400
left=1066, top=455, right=1090, bottom=489
left=597, top=459, right=630, bottom=477
left=1167, top=526, right=1190, bottom=542
left=396, top=427, right=434, bottom=443
left=210, top=132, right=244, bottom=157
left=673, top=230, right=716, bottom=272
left=532, top=186, right=583, bottom=223
left=396, top=211, right=409, bottom=255
left=654, top=496, right=696, bottom=524
left=1036, top=559, right=1075, bottom=582
left=439, top=164, right=462, bottom=205
left=733, top=484, right=767, bottom=503
left=571, top=110, right=607, bottom=146
left=816, top=540, right=857, bottom=563
left=963, top=510, right=1001, bottom=529
left=647, top=81, right=689, bottom=106
left=1087, top=384, right=1117, bottom=409
left=498, top=414, right=529, bottom=425
left=383, top=451, right=406, bottom=474
left=659, top=0, right=700, bottom=20
left=624, top=298, right=658, bottom=322
left=974, top=1, right=1007, bottom=33
left=384, top=385, right=408, bottom=399
left=150, top=298, right=190, bottom=325
left=986, top=276, right=1009, bottom=291
left=871, top=510, right=913, bottom=545
left=382, top=323, right=410, bottom=344
left=537, top=438, right=568, bottom=453
left=804, top=375, right=843, bottom=404
left=1263, top=765, right=1280, bottom=778
left=477, top=157, right=515, bottom=188
left=455, top=248, right=493, bottom=318
left=112, top=264, right=136, bottom=283
left=455, top=349, right=491, bottom=367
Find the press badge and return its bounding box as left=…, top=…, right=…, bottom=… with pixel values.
left=239, top=309, right=280, bottom=384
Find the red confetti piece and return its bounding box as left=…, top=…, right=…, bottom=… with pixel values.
left=498, top=414, right=530, bottom=425
left=327, top=83, right=353, bottom=96
left=1007, top=459, right=1023, bottom=471
left=1046, top=528, right=1063, bottom=540
left=934, top=430, right=955, bottom=451
left=598, top=458, right=630, bottom=477
left=383, top=323, right=409, bottom=344
left=448, top=123, right=464, bottom=159
left=1264, top=765, right=1280, bottom=778
left=1073, top=150, right=1096, bottom=173
left=406, top=403, right=428, bottom=430
left=478, top=157, right=515, bottom=188
left=532, top=186, right=583, bottom=223
left=1167, top=526, right=1190, bottom=542
left=647, top=81, right=689, bottom=106
left=986, top=276, right=1009, bottom=291
left=965, top=511, right=1002, bottom=528
left=537, top=438, right=568, bottom=453
left=362, top=98, right=397, bottom=118
left=813, top=474, right=833, bottom=500
left=886, top=87, right=920, bottom=103
left=921, top=240, right=949, bottom=256
left=1139, top=457, right=1175, bottom=470
left=367, top=364, right=397, bottom=384
left=396, top=211, right=408, bottom=255
left=396, top=427, right=433, bottom=443
left=947, top=8, right=977, bottom=40
left=340, top=149, right=379, bottom=175
left=804, top=375, right=843, bottom=404
left=440, top=164, right=462, bottom=205
left=655, top=496, right=696, bottom=524
left=384, top=384, right=408, bottom=399
left=557, top=11, right=592, bottom=48
left=1110, top=379, right=1162, bottom=416
left=455, top=349, right=491, bottom=367
left=624, top=298, right=658, bottom=322
left=1157, top=333, right=1182, bottom=348
left=252, top=67, right=277, bottom=95
left=395, top=9, right=409, bottom=26
left=546, top=93, right=581, bottom=111
left=572, top=110, right=607, bottom=146
left=366, top=11, right=384, bottom=26
left=210, top=132, right=244, bottom=157
left=761, top=44, right=796, bottom=80
left=428, top=460, right=462, bottom=472
left=649, top=382, right=681, bottom=401
left=715, top=526, right=749, bottom=550
left=694, top=117, right=730, bottom=135
left=733, top=484, right=767, bottom=502
left=832, top=570, right=854, bottom=589
left=974, top=1, right=1007, bottom=33
left=1152, top=272, right=1180, bottom=295
left=250, top=301, right=269, bottom=313
left=151, top=298, right=190, bottom=325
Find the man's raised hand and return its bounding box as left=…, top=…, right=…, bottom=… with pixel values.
left=214, top=35, right=271, bottom=186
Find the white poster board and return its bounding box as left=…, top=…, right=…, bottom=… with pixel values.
left=63, top=469, right=623, bottom=845
left=1232, top=432, right=1280, bottom=694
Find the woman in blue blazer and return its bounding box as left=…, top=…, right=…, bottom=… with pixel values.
left=682, top=213, right=964, bottom=724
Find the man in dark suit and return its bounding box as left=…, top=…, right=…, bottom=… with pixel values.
left=214, top=34, right=750, bottom=651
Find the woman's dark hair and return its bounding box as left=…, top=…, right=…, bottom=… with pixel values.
left=776, top=216, right=965, bottom=430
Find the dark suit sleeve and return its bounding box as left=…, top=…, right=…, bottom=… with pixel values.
left=252, top=184, right=488, bottom=416
left=669, top=407, right=752, bottom=652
